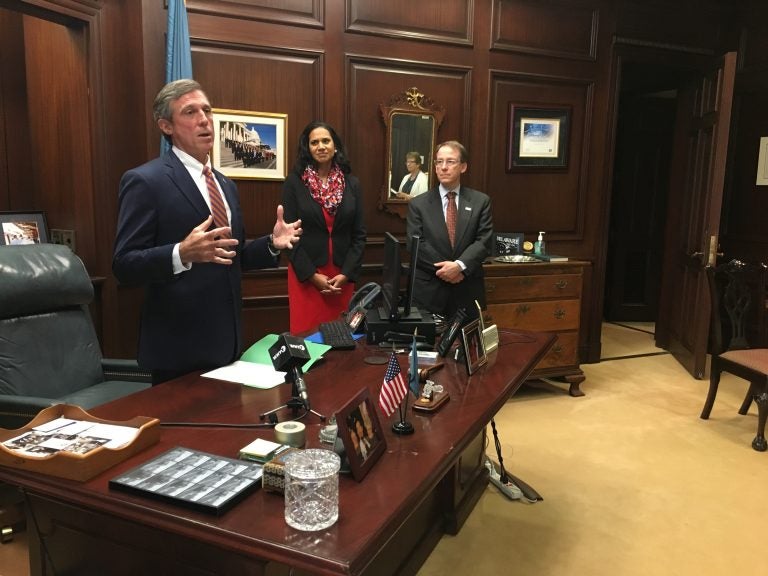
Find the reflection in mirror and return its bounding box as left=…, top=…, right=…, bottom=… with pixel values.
left=380, top=88, right=445, bottom=218
left=389, top=114, right=434, bottom=200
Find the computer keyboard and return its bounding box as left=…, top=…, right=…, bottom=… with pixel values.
left=319, top=320, right=357, bottom=350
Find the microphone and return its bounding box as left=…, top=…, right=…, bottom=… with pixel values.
left=293, top=371, right=309, bottom=410
left=268, top=333, right=312, bottom=410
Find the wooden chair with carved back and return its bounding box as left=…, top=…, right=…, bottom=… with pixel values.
left=701, top=259, right=768, bottom=451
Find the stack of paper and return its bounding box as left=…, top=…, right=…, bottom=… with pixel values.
left=239, top=438, right=291, bottom=463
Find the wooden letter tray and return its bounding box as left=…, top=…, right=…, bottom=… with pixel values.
left=0, top=404, right=160, bottom=482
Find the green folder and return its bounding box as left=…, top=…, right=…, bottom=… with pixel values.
left=240, top=334, right=331, bottom=372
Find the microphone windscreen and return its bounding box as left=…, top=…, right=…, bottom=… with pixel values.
left=269, top=333, right=311, bottom=372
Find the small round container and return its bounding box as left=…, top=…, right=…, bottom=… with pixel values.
left=283, top=449, right=341, bottom=531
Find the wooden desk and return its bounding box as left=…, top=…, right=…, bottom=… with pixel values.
left=0, top=331, right=553, bottom=576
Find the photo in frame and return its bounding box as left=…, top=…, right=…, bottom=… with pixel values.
left=0, top=211, right=48, bottom=246
left=757, top=137, right=768, bottom=186
left=461, top=319, right=487, bottom=375
left=211, top=108, right=287, bottom=180
left=336, top=388, right=386, bottom=481
left=507, top=105, right=570, bottom=170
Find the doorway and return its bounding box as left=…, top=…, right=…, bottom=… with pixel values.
left=604, top=61, right=683, bottom=325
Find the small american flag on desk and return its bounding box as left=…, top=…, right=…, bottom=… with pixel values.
left=379, top=352, right=408, bottom=417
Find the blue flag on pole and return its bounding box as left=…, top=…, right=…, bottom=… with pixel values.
left=162, top=0, right=193, bottom=154
left=408, top=331, right=420, bottom=397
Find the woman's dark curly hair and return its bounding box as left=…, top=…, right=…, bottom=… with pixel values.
left=292, top=121, right=352, bottom=176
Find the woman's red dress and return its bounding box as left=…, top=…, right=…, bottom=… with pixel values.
left=287, top=208, right=354, bottom=334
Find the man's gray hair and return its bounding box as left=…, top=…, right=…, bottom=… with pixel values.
left=152, top=79, right=203, bottom=124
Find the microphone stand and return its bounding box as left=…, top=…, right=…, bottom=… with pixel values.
left=259, top=374, right=326, bottom=423
left=391, top=339, right=415, bottom=435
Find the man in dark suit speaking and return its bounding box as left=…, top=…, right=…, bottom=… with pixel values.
left=113, top=79, right=302, bottom=384
left=406, top=140, right=493, bottom=320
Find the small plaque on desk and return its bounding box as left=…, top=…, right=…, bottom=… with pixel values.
left=109, top=446, right=263, bottom=516
left=413, top=381, right=450, bottom=413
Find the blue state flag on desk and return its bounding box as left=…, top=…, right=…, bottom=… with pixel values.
left=408, top=332, right=420, bottom=397
left=162, top=0, right=193, bottom=154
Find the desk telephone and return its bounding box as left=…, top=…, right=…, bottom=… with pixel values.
left=345, top=282, right=381, bottom=332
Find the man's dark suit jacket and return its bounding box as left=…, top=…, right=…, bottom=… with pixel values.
left=281, top=171, right=366, bottom=283
left=113, top=151, right=277, bottom=372
left=406, top=185, right=493, bottom=318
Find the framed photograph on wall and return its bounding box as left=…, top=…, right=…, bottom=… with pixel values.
left=211, top=109, right=287, bottom=180
left=461, top=319, right=487, bottom=375
left=336, top=388, right=386, bottom=481
left=507, top=105, right=570, bottom=171
left=757, top=137, right=768, bottom=186
left=0, top=211, right=48, bottom=246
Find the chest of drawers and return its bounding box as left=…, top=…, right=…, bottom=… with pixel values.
left=484, top=260, right=587, bottom=396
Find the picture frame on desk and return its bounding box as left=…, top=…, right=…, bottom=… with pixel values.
left=461, top=319, right=487, bottom=375
left=336, top=388, right=386, bottom=481
left=211, top=108, right=287, bottom=180
left=0, top=210, right=48, bottom=246
left=757, top=137, right=768, bottom=186
left=507, top=104, right=570, bottom=171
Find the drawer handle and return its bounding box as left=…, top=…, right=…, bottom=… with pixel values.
left=554, top=280, right=568, bottom=290
left=516, top=304, right=530, bottom=315
left=554, top=308, right=566, bottom=320
left=552, top=344, right=563, bottom=354
left=487, top=283, right=495, bottom=292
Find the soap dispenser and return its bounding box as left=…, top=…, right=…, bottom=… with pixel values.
left=535, top=231, right=546, bottom=255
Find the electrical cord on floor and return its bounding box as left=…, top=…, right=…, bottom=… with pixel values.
left=485, top=419, right=543, bottom=504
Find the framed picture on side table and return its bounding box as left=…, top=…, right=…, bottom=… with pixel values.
left=336, top=388, right=387, bottom=481
left=461, top=319, right=487, bottom=375
left=0, top=211, right=49, bottom=246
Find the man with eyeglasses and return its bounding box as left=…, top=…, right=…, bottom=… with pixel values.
left=406, top=140, right=493, bottom=321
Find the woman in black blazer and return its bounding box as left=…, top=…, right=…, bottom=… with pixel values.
left=281, top=121, right=366, bottom=333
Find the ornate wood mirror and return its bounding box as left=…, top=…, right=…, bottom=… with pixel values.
left=379, top=87, right=445, bottom=218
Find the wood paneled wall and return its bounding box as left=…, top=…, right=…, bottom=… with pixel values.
left=3, top=0, right=764, bottom=365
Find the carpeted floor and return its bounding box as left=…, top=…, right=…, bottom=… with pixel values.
left=417, top=323, right=765, bottom=576
left=2, top=323, right=763, bottom=575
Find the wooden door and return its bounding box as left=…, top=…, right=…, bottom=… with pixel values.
left=656, top=52, right=737, bottom=379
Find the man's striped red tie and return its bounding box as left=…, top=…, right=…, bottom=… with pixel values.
left=203, top=166, right=229, bottom=232
left=446, top=190, right=457, bottom=247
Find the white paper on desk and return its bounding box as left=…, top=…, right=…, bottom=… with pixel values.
left=202, top=360, right=286, bottom=389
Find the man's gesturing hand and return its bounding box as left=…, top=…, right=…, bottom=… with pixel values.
left=179, top=215, right=238, bottom=265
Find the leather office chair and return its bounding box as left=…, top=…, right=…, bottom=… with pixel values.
left=0, top=244, right=151, bottom=430
left=700, top=259, right=768, bottom=451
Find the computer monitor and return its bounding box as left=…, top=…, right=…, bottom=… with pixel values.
left=380, top=232, right=401, bottom=322
left=402, top=234, right=422, bottom=320
left=379, top=232, right=423, bottom=323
